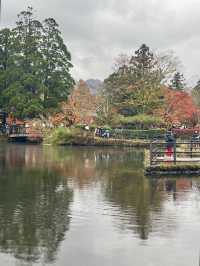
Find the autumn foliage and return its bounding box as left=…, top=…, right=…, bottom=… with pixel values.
left=50, top=80, right=100, bottom=126
left=161, top=87, right=200, bottom=126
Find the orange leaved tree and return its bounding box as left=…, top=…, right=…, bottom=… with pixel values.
left=50, top=80, right=100, bottom=127
left=163, top=87, right=200, bottom=127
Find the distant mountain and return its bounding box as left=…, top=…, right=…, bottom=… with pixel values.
left=86, top=79, right=103, bottom=95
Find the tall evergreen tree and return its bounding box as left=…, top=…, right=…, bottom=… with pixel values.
left=0, top=7, right=74, bottom=118
left=41, top=18, right=74, bottom=109
left=14, top=7, right=43, bottom=75
left=129, top=44, right=156, bottom=78
left=170, top=72, right=185, bottom=90
left=0, top=29, right=13, bottom=97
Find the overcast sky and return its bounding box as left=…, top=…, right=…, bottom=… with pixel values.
left=2, top=0, right=200, bottom=84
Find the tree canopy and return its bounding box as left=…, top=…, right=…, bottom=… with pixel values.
left=100, top=44, right=200, bottom=127
left=0, top=7, right=74, bottom=118
left=103, top=44, right=166, bottom=117
left=50, top=80, right=100, bottom=126
left=162, top=87, right=199, bottom=126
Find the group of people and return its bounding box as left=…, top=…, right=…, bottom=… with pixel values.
left=94, top=127, right=110, bottom=138
left=164, top=130, right=200, bottom=157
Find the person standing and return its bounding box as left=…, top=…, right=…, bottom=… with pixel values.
left=165, top=131, right=175, bottom=158
left=191, top=130, right=200, bottom=149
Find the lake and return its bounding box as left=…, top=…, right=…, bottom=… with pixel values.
left=0, top=144, right=199, bottom=266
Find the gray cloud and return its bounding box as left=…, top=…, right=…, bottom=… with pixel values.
left=2, top=0, right=200, bottom=84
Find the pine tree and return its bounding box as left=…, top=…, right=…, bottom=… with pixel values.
left=170, top=72, right=185, bottom=90
left=130, top=44, right=156, bottom=78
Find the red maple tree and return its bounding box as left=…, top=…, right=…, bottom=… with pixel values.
left=162, top=87, right=200, bottom=127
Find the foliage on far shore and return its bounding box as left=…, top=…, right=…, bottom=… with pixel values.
left=99, top=44, right=200, bottom=128
left=1, top=9, right=200, bottom=133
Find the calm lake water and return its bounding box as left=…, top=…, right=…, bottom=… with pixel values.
left=0, top=144, right=200, bottom=266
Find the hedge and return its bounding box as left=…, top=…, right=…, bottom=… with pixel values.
left=119, top=114, right=166, bottom=129
left=110, top=128, right=166, bottom=140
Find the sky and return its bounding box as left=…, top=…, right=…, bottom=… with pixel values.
left=2, top=0, right=200, bottom=84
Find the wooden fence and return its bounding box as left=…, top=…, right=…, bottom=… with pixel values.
left=150, top=139, right=200, bottom=166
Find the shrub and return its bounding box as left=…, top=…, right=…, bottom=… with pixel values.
left=45, top=127, right=94, bottom=145
left=48, top=127, right=74, bottom=145
left=119, top=114, right=166, bottom=129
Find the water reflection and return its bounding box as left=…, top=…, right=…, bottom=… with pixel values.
left=102, top=156, right=164, bottom=240
left=0, top=144, right=200, bottom=266
left=99, top=151, right=200, bottom=241
left=0, top=145, right=73, bottom=264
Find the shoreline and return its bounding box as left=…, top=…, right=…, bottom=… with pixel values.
left=44, top=136, right=150, bottom=148
left=0, top=136, right=150, bottom=148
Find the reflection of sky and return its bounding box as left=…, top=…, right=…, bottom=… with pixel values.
left=56, top=181, right=200, bottom=266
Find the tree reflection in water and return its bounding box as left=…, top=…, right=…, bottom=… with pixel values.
left=0, top=144, right=198, bottom=265
left=99, top=150, right=185, bottom=240
left=101, top=149, right=196, bottom=240
left=101, top=150, right=167, bottom=240
left=0, top=145, right=73, bottom=264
